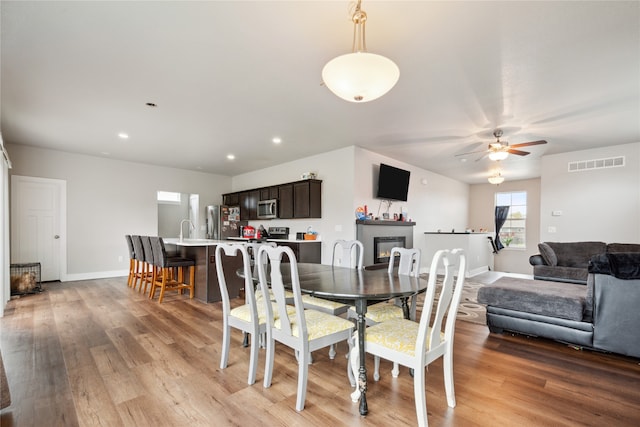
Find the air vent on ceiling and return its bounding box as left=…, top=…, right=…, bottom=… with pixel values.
left=568, top=156, right=625, bottom=172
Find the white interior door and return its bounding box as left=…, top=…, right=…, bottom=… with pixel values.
left=11, top=176, right=65, bottom=282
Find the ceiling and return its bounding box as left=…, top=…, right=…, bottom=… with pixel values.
left=2, top=1, right=639, bottom=184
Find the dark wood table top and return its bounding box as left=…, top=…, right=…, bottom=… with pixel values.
left=242, top=263, right=427, bottom=302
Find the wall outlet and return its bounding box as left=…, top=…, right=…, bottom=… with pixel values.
left=548, top=226, right=557, bottom=233
left=552, top=210, right=563, bottom=216
left=334, top=224, right=342, bottom=232
left=118, top=255, right=123, bottom=262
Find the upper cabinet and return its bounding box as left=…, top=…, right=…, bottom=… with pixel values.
left=223, top=179, right=321, bottom=220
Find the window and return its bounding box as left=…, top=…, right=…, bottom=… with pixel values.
left=157, top=191, right=181, bottom=204
left=495, top=191, right=527, bottom=249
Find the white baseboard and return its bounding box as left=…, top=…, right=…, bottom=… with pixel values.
left=61, top=269, right=128, bottom=282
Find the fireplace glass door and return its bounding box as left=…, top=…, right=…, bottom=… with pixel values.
left=374, top=236, right=406, bottom=264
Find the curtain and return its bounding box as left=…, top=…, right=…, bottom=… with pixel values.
left=494, top=205, right=510, bottom=251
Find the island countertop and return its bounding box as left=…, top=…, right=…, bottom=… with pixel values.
left=164, top=238, right=229, bottom=246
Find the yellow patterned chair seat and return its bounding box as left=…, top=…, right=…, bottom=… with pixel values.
left=256, top=288, right=294, bottom=301
left=275, top=308, right=354, bottom=340
left=364, top=301, right=404, bottom=323
left=230, top=302, right=295, bottom=324
left=365, top=318, right=443, bottom=355
left=301, top=295, right=349, bottom=314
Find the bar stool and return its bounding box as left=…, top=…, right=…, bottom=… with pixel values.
left=140, top=236, right=156, bottom=296
left=149, top=236, right=195, bottom=303
left=125, top=235, right=136, bottom=287
left=130, top=235, right=146, bottom=290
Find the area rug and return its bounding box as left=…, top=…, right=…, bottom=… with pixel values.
left=415, top=277, right=487, bottom=325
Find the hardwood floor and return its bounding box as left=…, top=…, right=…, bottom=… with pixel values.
left=1, top=277, right=639, bottom=426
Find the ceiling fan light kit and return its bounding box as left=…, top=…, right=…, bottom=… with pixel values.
left=488, top=172, right=505, bottom=185
left=488, top=150, right=509, bottom=161
left=322, top=0, right=399, bottom=102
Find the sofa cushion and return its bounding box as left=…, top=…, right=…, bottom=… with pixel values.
left=606, top=243, right=640, bottom=254
left=538, top=242, right=557, bottom=266
left=477, top=277, right=587, bottom=321
left=533, top=265, right=588, bottom=284
left=589, top=252, right=640, bottom=280
left=546, top=241, right=606, bottom=268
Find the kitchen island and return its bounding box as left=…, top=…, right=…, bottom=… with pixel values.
left=164, top=239, right=245, bottom=303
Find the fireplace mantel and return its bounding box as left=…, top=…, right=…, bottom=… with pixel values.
left=356, top=219, right=416, bottom=226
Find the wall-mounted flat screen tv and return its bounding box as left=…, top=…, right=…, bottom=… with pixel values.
left=376, top=163, right=410, bottom=201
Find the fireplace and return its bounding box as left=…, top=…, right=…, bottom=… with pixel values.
left=356, top=219, right=415, bottom=267
left=374, top=236, right=406, bottom=264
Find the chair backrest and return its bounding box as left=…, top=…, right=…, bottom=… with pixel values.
left=388, top=247, right=421, bottom=277
left=257, top=245, right=307, bottom=342
left=150, top=236, right=168, bottom=267
left=331, top=240, right=364, bottom=269
left=246, top=242, right=277, bottom=275
left=416, top=249, right=466, bottom=358
left=141, top=236, right=154, bottom=265
left=132, top=235, right=145, bottom=263
left=125, top=235, right=135, bottom=259
left=215, top=243, right=255, bottom=318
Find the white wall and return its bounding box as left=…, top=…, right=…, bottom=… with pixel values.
left=6, top=144, right=232, bottom=279
left=468, top=178, right=541, bottom=274
left=540, top=142, right=640, bottom=243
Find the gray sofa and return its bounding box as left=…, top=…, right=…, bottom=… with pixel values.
left=529, top=241, right=640, bottom=284
left=478, top=252, right=640, bottom=359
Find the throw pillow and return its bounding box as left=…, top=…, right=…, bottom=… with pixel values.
left=538, top=243, right=558, bottom=266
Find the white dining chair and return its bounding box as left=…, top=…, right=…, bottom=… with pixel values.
left=301, top=239, right=362, bottom=358
left=215, top=243, right=294, bottom=385
left=257, top=245, right=355, bottom=411
left=348, top=247, right=421, bottom=325
left=348, top=249, right=466, bottom=427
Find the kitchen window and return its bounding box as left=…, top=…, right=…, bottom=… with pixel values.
left=495, top=191, right=527, bottom=249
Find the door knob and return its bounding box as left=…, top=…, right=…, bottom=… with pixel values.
left=54, top=235, right=60, bottom=239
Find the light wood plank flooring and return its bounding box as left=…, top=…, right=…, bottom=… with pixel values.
left=1, top=276, right=639, bottom=426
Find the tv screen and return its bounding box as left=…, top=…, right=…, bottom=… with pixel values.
left=376, top=163, right=410, bottom=201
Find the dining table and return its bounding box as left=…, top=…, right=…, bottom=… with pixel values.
left=238, top=262, right=428, bottom=416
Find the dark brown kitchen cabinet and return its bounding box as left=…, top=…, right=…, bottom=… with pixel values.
left=293, top=179, right=321, bottom=218
left=259, top=186, right=279, bottom=200
left=239, top=190, right=259, bottom=220
left=223, top=193, right=239, bottom=206
left=278, top=184, right=294, bottom=219
left=276, top=241, right=321, bottom=263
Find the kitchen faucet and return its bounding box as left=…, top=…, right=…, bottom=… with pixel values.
left=179, top=219, right=195, bottom=242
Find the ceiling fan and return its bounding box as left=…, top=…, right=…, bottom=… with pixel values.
left=456, top=129, right=548, bottom=161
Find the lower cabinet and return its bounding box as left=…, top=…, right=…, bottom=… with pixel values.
left=275, top=241, right=321, bottom=264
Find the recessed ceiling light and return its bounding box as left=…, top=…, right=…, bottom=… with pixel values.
left=118, top=133, right=129, bottom=139
left=272, top=137, right=282, bottom=144
left=227, top=154, right=235, bottom=160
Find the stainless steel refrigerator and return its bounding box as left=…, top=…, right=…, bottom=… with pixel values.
left=205, top=205, right=247, bottom=240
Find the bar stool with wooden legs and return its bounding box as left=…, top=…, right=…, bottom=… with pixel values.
left=149, top=236, right=195, bottom=303
left=140, top=236, right=157, bottom=296
left=130, top=235, right=146, bottom=290
left=125, top=235, right=137, bottom=287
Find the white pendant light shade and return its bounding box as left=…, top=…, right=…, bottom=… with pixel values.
left=322, top=52, right=400, bottom=102
left=488, top=150, right=509, bottom=161
left=488, top=173, right=505, bottom=185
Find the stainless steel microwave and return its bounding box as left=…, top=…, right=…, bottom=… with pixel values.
left=257, top=199, right=278, bottom=219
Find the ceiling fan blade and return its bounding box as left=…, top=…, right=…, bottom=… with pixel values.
left=510, top=140, right=548, bottom=148
left=474, top=153, right=489, bottom=162
left=507, top=148, right=530, bottom=156
left=454, top=149, right=487, bottom=157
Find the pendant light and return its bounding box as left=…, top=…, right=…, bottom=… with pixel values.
left=322, top=0, right=400, bottom=102
left=488, top=172, right=505, bottom=185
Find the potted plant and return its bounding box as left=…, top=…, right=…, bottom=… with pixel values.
left=503, top=236, right=513, bottom=247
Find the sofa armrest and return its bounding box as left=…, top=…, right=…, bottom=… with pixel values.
left=529, top=254, right=546, bottom=266
left=592, top=273, right=640, bottom=358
